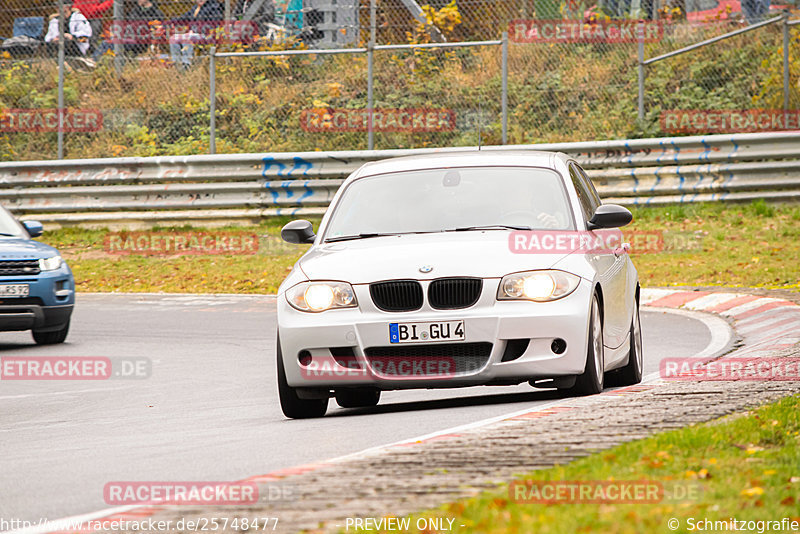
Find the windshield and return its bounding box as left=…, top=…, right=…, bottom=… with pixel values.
left=0, top=207, right=27, bottom=237
left=323, top=166, right=574, bottom=240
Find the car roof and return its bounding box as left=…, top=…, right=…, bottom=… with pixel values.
left=351, top=150, right=572, bottom=179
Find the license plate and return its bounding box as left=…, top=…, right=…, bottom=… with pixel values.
left=389, top=320, right=465, bottom=344
left=0, top=284, right=29, bottom=297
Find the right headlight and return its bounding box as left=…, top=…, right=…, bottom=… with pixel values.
left=39, top=256, right=63, bottom=271
left=497, top=270, right=581, bottom=302
left=286, top=281, right=358, bottom=312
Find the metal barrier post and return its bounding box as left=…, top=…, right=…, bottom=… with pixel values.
left=209, top=47, right=217, bottom=155
left=57, top=0, right=65, bottom=160
left=113, top=0, right=123, bottom=74
left=637, top=36, right=645, bottom=121
left=784, top=12, right=790, bottom=112
left=501, top=31, right=508, bottom=145
left=367, top=0, right=376, bottom=150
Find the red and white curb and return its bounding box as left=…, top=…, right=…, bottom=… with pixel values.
left=15, top=288, right=799, bottom=534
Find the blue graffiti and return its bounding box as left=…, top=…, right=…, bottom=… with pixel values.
left=288, top=157, right=313, bottom=176
left=261, top=156, right=313, bottom=178
left=262, top=156, right=314, bottom=205
left=261, top=157, right=287, bottom=178
left=297, top=181, right=314, bottom=205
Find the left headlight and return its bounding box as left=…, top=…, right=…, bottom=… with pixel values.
left=286, top=281, right=358, bottom=312
left=39, top=256, right=63, bottom=271
left=497, top=270, right=581, bottom=302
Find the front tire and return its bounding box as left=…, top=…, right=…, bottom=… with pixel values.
left=569, top=294, right=604, bottom=396
left=277, top=336, right=328, bottom=419
left=335, top=388, right=381, bottom=408
left=32, top=320, right=70, bottom=345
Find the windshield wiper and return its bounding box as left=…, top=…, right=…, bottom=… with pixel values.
left=325, top=230, right=444, bottom=243
left=447, top=224, right=532, bottom=232
left=0, top=233, right=19, bottom=237
left=325, top=232, right=401, bottom=243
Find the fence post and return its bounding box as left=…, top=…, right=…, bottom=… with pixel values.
left=367, top=0, right=376, bottom=150
left=783, top=12, right=790, bottom=113
left=209, top=47, right=217, bottom=155
left=57, top=0, right=65, bottom=160
left=113, top=0, right=123, bottom=74
left=501, top=31, right=508, bottom=145
left=637, top=34, right=645, bottom=121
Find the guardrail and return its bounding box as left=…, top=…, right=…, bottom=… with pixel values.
left=1, top=131, right=798, bottom=226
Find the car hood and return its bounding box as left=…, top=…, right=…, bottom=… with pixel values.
left=298, top=232, right=577, bottom=284
left=0, top=237, right=59, bottom=259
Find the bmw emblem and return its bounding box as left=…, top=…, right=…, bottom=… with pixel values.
left=419, top=265, right=433, bottom=273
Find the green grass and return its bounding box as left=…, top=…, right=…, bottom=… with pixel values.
left=40, top=217, right=316, bottom=294
left=625, top=202, right=800, bottom=292
left=375, top=395, right=800, bottom=533
left=36, top=201, right=800, bottom=294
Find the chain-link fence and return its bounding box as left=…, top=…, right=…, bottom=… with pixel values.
left=0, top=0, right=798, bottom=161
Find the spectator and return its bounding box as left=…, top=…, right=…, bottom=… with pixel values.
left=45, top=1, right=93, bottom=57
left=129, top=0, right=165, bottom=21
left=93, top=0, right=166, bottom=59
left=73, top=0, right=113, bottom=50
left=234, top=0, right=275, bottom=35
left=742, top=0, right=771, bottom=23
left=127, top=0, right=166, bottom=55
left=169, top=0, right=224, bottom=69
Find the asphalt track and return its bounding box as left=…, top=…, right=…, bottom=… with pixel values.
left=0, top=294, right=719, bottom=526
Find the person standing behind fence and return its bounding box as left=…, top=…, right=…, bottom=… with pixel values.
left=234, top=0, right=276, bottom=36
left=45, top=1, right=93, bottom=57
left=128, top=0, right=166, bottom=55
left=72, top=0, right=113, bottom=50
left=741, top=0, right=771, bottom=24
left=169, top=0, right=224, bottom=70
left=93, top=0, right=165, bottom=59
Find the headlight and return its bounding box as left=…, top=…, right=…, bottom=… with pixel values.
left=286, top=281, right=357, bottom=312
left=497, top=270, right=580, bottom=302
left=38, top=256, right=63, bottom=271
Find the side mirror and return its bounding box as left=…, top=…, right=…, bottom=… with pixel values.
left=281, top=219, right=316, bottom=244
left=587, top=204, right=632, bottom=229
left=23, top=220, right=44, bottom=238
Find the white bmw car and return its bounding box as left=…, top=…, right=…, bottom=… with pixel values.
left=276, top=151, right=642, bottom=418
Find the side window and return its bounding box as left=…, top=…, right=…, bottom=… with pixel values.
left=576, top=164, right=602, bottom=209
left=569, top=163, right=594, bottom=223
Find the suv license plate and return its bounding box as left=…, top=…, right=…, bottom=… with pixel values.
left=0, top=284, right=29, bottom=297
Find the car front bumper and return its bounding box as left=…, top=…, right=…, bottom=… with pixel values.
left=0, top=265, right=75, bottom=332
left=278, top=278, right=593, bottom=390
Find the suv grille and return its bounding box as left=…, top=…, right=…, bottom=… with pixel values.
left=364, top=342, right=492, bottom=376
left=369, top=280, right=423, bottom=312
left=0, top=260, right=40, bottom=276
left=0, top=297, right=44, bottom=306
left=428, top=278, right=482, bottom=309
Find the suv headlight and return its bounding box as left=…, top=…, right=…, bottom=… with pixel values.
left=39, top=256, right=63, bottom=271
left=286, top=281, right=357, bottom=312
left=497, top=270, right=580, bottom=302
